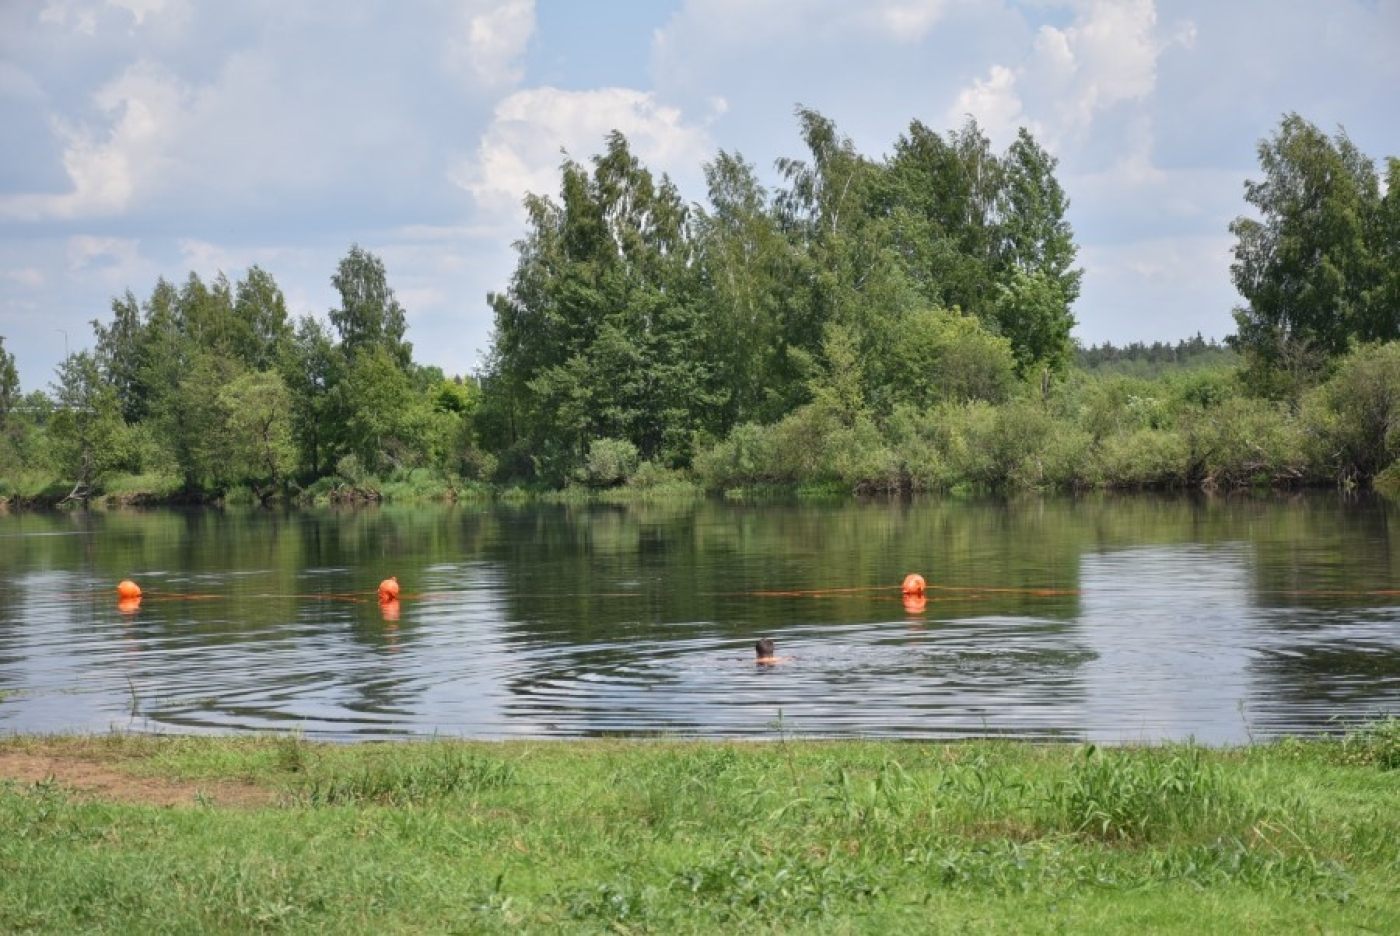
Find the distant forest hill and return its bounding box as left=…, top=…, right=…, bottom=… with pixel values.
left=1074, top=333, right=1238, bottom=374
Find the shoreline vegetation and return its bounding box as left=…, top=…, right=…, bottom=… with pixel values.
left=2, top=112, right=1398, bottom=511
left=9, top=336, right=1400, bottom=510
left=1, top=725, right=1397, bottom=932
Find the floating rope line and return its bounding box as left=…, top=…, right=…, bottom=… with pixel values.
left=101, top=576, right=1081, bottom=609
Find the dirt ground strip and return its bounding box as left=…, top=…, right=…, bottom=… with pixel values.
left=0, top=751, right=277, bottom=807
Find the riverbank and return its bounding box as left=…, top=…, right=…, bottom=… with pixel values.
left=1, top=729, right=1396, bottom=933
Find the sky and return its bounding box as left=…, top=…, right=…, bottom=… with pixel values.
left=1, top=0, right=1397, bottom=392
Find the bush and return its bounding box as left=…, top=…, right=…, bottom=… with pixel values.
left=947, top=399, right=1056, bottom=490
left=579, top=437, right=640, bottom=487
left=1038, top=423, right=1097, bottom=490
left=693, top=422, right=776, bottom=489
left=886, top=405, right=957, bottom=492
left=826, top=417, right=900, bottom=493
left=1096, top=428, right=1190, bottom=488
left=692, top=406, right=848, bottom=490
left=1303, top=342, right=1400, bottom=484
left=1181, top=396, right=1309, bottom=488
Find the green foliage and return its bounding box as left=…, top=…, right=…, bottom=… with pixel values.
left=483, top=132, right=724, bottom=479
left=1, top=735, right=1395, bottom=932
left=1302, top=342, right=1400, bottom=484
left=1198, top=397, right=1309, bottom=488
left=995, top=267, right=1077, bottom=376
left=1096, top=428, right=1191, bottom=488
left=1047, top=744, right=1259, bottom=843
left=299, top=747, right=515, bottom=807
left=146, top=343, right=238, bottom=493
left=46, top=352, right=126, bottom=500
left=694, top=150, right=799, bottom=424
left=483, top=111, right=1082, bottom=486
left=1334, top=716, right=1400, bottom=769
left=0, top=336, right=19, bottom=426
left=329, top=244, right=412, bottom=369
left=19, top=109, right=1400, bottom=502
left=218, top=370, right=296, bottom=491
left=578, top=437, right=640, bottom=487
left=1229, top=114, right=1388, bottom=391
left=340, top=346, right=432, bottom=475
left=281, top=313, right=344, bottom=478
left=882, top=307, right=1017, bottom=408
left=945, top=398, right=1057, bottom=489
left=230, top=265, right=293, bottom=371
left=1077, top=334, right=1238, bottom=376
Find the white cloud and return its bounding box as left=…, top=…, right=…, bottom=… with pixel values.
left=648, top=0, right=1028, bottom=171
left=443, top=0, right=535, bottom=93
left=866, top=0, right=952, bottom=42
left=66, top=234, right=142, bottom=272
left=948, top=64, right=1027, bottom=144
left=949, top=0, right=1176, bottom=152
left=656, top=0, right=952, bottom=47
left=107, top=0, right=183, bottom=28
left=176, top=238, right=239, bottom=276
left=0, top=59, right=186, bottom=220
left=58, top=234, right=159, bottom=295
left=39, top=0, right=98, bottom=35
left=453, top=86, right=720, bottom=225
left=1, top=267, right=45, bottom=289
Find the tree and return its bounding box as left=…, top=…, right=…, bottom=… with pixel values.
left=232, top=266, right=293, bottom=371
left=994, top=268, right=1077, bottom=378
left=886, top=117, right=1004, bottom=321
left=281, top=314, right=345, bottom=478
left=774, top=108, right=915, bottom=417
left=994, top=128, right=1081, bottom=374
left=1366, top=157, right=1400, bottom=341
left=218, top=370, right=295, bottom=494
left=1229, top=114, right=1382, bottom=391
left=340, top=345, right=430, bottom=475
left=329, top=245, right=412, bottom=369
left=0, top=336, right=18, bottom=426
left=136, top=275, right=243, bottom=492
left=91, top=289, right=148, bottom=422
left=1306, top=342, right=1400, bottom=483
left=145, top=341, right=237, bottom=492
left=48, top=351, right=125, bottom=502
left=177, top=271, right=238, bottom=354
left=484, top=132, right=721, bottom=478
left=882, top=308, right=1016, bottom=407
left=694, top=150, right=797, bottom=424
left=887, top=121, right=1079, bottom=377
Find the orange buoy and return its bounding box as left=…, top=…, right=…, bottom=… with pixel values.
left=117, top=579, right=142, bottom=600
left=901, top=573, right=926, bottom=597
left=378, top=576, right=400, bottom=602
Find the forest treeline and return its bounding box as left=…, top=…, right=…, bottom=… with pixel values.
left=0, top=110, right=1397, bottom=504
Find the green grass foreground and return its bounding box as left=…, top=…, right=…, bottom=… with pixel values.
left=1, top=727, right=1398, bottom=934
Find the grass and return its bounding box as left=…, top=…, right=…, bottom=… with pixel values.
left=0, top=730, right=1396, bottom=933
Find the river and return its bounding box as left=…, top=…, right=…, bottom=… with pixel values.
left=1, top=494, right=1397, bottom=743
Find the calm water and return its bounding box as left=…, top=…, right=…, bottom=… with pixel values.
left=1, top=495, right=1398, bottom=744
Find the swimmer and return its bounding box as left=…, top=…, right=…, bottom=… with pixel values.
left=754, top=638, right=792, bottom=665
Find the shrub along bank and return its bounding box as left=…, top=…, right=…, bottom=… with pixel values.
left=690, top=343, right=1400, bottom=496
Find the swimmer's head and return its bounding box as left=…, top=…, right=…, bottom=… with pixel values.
left=755, top=638, right=775, bottom=660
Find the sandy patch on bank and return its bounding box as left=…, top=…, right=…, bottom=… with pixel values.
left=0, top=751, right=277, bottom=807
